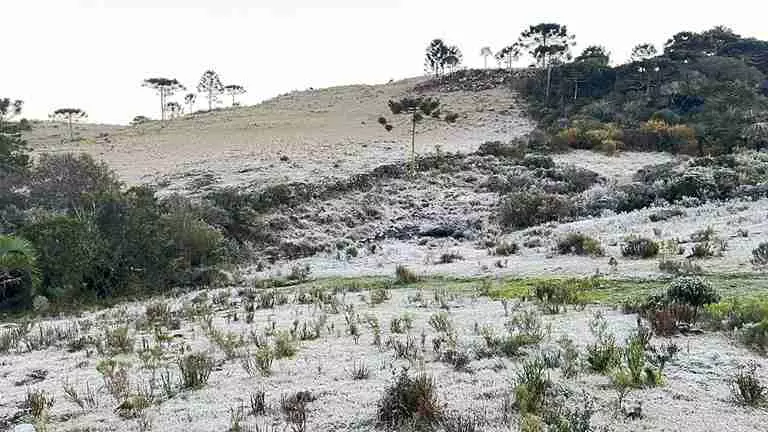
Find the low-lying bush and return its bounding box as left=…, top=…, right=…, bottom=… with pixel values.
left=730, top=362, right=766, bottom=406
left=499, top=190, right=574, bottom=230
left=178, top=352, right=214, bottom=389
left=556, top=233, right=604, bottom=257
left=621, top=237, right=659, bottom=259
left=395, top=265, right=419, bottom=284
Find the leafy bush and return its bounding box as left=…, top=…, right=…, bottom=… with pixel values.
left=499, top=190, right=573, bottom=230
left=666, top=276, right=720, bottom=311
left=648, top=208, right=686, bottom=222
left=556, top=233, right=604, bottom=257
left=0, top=235, right=39, bottom=311
left=621, top=237, right=659, bottom=259
left=377, top=370, right=442, bottom=428
left=514, top=358, right=549, bottom=415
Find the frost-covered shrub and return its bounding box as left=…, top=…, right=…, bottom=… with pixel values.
left=499, top=190, right=573, bottom=230
left=556, top=233, right=604, bottom=257
left=622, top=237, right=659, bottom=259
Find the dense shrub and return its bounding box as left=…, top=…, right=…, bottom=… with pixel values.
left=0, top=235, right=39, bottom=311
left=499, top=190, right=573, bottom=230
left=377, top=370, right=442, bottom=428
left=17, top=185, right=226, bottom=307
left=622, top=237, right=659, bottom=259
left=667, top=276, right=720, bottom=309
left=20, top=216, right=104, bottom=301
left=556, top=233, right=604, bottom=257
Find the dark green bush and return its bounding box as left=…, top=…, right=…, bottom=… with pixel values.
left=752, top=242, right=768, bottom=267
left=666, top=276, right=719, bottom=322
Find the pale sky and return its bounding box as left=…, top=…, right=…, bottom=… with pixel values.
left=3, top=0, right=766, bottom=124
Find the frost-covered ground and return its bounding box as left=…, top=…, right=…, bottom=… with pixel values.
left=1, top=287, right=766, bottom=432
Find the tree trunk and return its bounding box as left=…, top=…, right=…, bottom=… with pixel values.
left=545, top=66, right=553, bottom=103
left=160, top=89, right=166, bottom=123
left=68, top=116, right=73, bottom=142
left=484, top=56, right=487, bottom=69
left=208, top=88, right=213, bottom=111
left=410, top=113, right=416, bottom=175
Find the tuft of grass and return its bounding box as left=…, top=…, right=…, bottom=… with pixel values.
left=390, top=314, right=413, bottom=334
left=273, top=331, right=298, bottom=359
left=242, top=346, right=274, bottom=377
left=730, top=362, right=766, bottom=406
left=350, top=362, right=371, bottom=380
left=513, top=358, right=549, bottom=416
left=752, top=242, right=768, bottom=267
left=178, top=352, right=214, bottom=389
left=250, top=390, right=267, bottom=416
left=104, top=326, right=134, bottom=355
left=438, top=252, right=464, bottom=264
left=62, top=379, right=98, bottom=412
left=585, top=312, right=622, bottom=373
left=25, top=387, right=55, bottom=420
left=428, top=312, right=453, bottom=334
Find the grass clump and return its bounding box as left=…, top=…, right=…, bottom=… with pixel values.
left=730, top=362, right=766, bottom=406
left=752, top=242, right=768, bottom=267
left=390, top=314, right=413, bottom=334
left=178, top=352, right=214, bottom=389
left=376, top=370, right=442, bottom=428
left=556, top=233, right=604, bottom=257
left=25, top=388, right=55, bottom=421
left=621, top=237, right=659, bottom=259
left=532, top=280, right=587, bottom=314
left=585, top=312, right=621, bottom=373
left=273, top=331, right=298, bottom=359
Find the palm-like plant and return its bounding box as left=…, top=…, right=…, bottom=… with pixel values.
left=0, top=235, right=40, bottom=310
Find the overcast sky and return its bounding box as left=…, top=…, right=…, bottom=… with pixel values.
left=3, top=0, right=766, bottom=124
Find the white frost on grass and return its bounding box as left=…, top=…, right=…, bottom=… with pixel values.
left=1, top=289, right=767, bottom=431
left=273, top=196, right=768, bottom=281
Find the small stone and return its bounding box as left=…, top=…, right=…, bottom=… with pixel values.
left=14, top=424, right=36, bottom=432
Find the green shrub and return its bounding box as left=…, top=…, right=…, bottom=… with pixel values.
left=666, top=276, right=720, bottom=311
left=514, top=358, right=549, bottom=415
left=178, top=352, right=214, bottom=389
left=621, top=237, right=659, bottom=259
left=556, top=233, right=604, bottom=257
left=0, top=235, right=39, bottom=311
left=273, top=331, right=297, bottom=359
left=376, top=370, right=442, bottom=428
left=521, top=154, right=555, bottom=169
